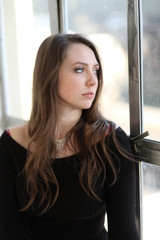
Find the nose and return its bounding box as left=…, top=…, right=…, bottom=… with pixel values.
left=86, top=72, right=98, bottom=87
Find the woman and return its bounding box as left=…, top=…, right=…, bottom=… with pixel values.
left=0, top=34, right=139, bottom=240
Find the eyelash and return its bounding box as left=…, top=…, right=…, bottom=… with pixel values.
left=94, top=69, right=99, bottom=75
left=74, top=68, right=99, bottom=75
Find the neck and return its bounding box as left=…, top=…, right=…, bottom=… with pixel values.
left=56, top=109, right=82, bottom=139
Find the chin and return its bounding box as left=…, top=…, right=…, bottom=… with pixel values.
left=81, top=104, right=93, bottom=109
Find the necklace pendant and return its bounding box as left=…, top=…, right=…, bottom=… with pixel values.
left=55, top=136, right=67, bottom=152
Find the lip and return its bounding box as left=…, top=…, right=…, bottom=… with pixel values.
left=82, top=92, right=94, bottom=99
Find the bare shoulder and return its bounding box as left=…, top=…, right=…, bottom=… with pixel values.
left=9, top=123, right=30, bottom=149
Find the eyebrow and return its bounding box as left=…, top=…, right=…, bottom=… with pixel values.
left=72, top=61, right=99, bottom=67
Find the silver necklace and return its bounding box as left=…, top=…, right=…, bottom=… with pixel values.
left=55, top=136, right=68, bottom=152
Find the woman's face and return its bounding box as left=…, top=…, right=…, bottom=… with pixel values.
left=57, top=43, right=99, bottom=112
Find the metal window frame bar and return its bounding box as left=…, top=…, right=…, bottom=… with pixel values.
left=58, top=0, right=69, bottom=33
left=135, top=140, right=160, bottom=166
left=128, top=0, right=143, bottom=137
left=127, top=0, right=143, bottom=239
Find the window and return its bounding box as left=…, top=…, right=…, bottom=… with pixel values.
left=142, top=162, right=160, bottom=240
left=142, top=0, right=160, bottom=142
left=0, top=0, right=59, bottom=131
left=141, top=1, right=160, bottom=239
left=128, top=0, right=160, bottom=239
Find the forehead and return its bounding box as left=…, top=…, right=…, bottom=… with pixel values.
left=64, top=43, right=98, bottom=64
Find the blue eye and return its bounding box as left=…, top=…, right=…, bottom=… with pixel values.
left=74, top=68, right=84, bottom=73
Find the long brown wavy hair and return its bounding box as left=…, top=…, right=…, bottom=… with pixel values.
left=22, top=34, right=128, bottom=214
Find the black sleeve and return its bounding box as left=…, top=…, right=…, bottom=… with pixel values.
left=105, top=128, right=140, bottom=240
left=0, top=135, right=26, bottom=240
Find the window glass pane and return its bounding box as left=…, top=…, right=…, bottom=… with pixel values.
left=1, top=0, right=51, bottom=122
left=67, top=0, right=129, bottom=133
left=142, top=0, right=160, bottom=141
left=142, top=162, right=160, bottom=240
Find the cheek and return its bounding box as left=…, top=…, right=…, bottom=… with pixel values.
left=58, top=71, right=84, bottom=97
left=58, top=81, right=78, bottom=98
left=62, top=79, right=82, bottom=92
